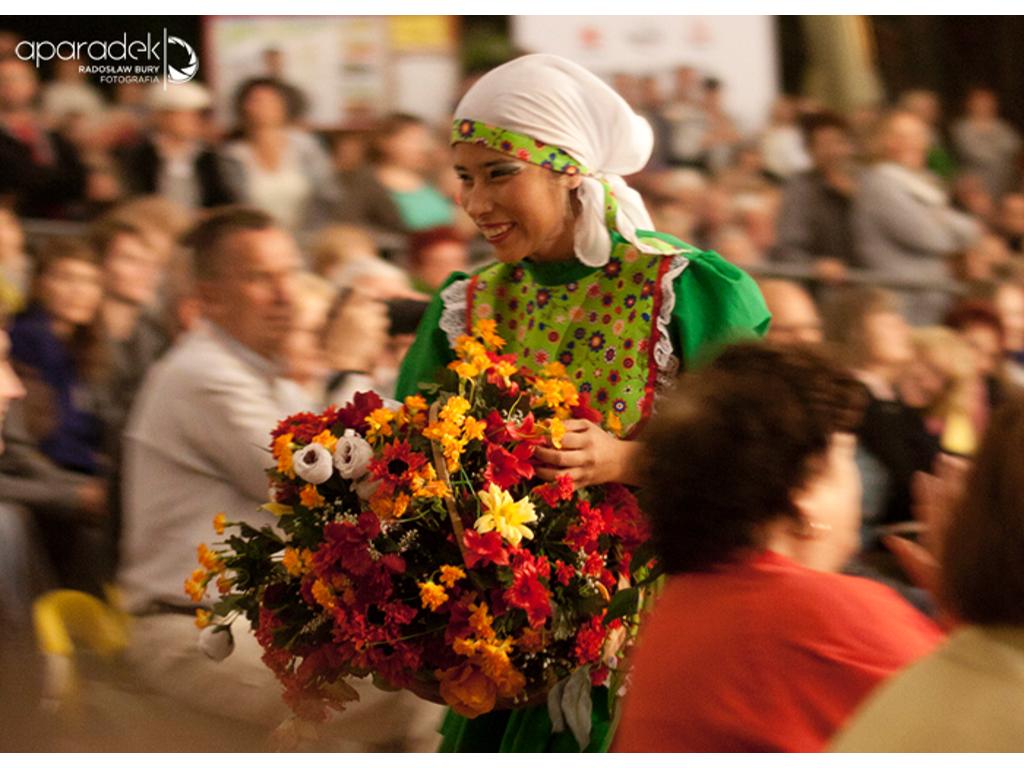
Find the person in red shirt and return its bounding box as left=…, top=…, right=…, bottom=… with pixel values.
left=614, top=343, right=944, bottom=752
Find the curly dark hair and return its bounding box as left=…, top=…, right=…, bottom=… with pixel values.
left=641, top=342, right=866, bottom=573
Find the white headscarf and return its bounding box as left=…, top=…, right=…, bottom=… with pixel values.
left=453, top=54, right=663, bottom=267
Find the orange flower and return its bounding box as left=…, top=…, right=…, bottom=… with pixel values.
left=282, top=547, right=304, bottom=577
left=473, top=319, right=506, bottom=350
left=404, top=394, right=427, bottom=413
left=462, top=416, right=486, bottom=443
left=606, top=411, right=623, bottom=437
left=212, top=513, right=227, bottom=535
left=300, top=484, right=325, bottom=509
left=216, top=573, right=232, bottom=595
left=365, top=408, right=395, bottom=440
left=468, top=602, right=496, bottom=641
left=393, top=493, right=411, bottom=519
left=311, top=579, right=336, bottom=610
left=418, top=580, right=448, bottom=611
left=437, top=663, right=497, bottom=719
left=439, top=565, right=466, bottom=589
left=194, top=609, right=212, bottom=629
left=273, top=433, right=295, bottom=476
left=518, top=627, right=547, bottom=654
left=184, top=568, right=207, bottom=602
left=547, top=417, right=566, bottom=449
left=197, top=543, right=223, bottom=573
left=312, top=429, right=338, bottom=453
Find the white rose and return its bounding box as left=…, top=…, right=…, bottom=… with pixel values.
left=333, top=429, right=373, bottom=480
left=198, top=625, right=234, bottom=661
left=293, top=443, right=334, bottom=485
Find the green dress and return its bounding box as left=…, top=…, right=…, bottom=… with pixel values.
left=395, top=229, right=770, bottom=751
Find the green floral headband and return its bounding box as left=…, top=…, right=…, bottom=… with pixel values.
left=451, top=118, right=620, bottom=231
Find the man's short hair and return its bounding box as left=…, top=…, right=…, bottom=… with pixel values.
left=181, top=206, right=278, bottom=281
left=88, top=217, right=147, bottom=259
left=799, top=111, right=849, bottom=147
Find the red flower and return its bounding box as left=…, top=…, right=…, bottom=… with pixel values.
left=484, top=442, right=535, bottom=489
left=554, top=560, right=576, bottom=586
left=370, top=440, right=428, bottom=485
left=534, top=474, right=575, bottom=507
left=565, top=501, right=606, bottom=553
left=573, top=615, right=606, bottom=665
left=463, top=529, right=510, bottom=568
left=505, top=550, right=552, bottom=627
left=271, top=411, right=325, bottom=444
left=337, top=390, right=384, bottom=433
left=570, top=391, right=603, bottom=424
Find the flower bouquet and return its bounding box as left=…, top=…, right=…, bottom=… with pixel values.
left=187, top=320, right=657, bottom=744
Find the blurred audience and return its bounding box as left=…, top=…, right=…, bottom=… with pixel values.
left=0, top=58, right=87, bottom=218
left=221, top=77, right=339, bottom=230
left=2, top=237, right=110, bottom=595
left=854, top=110, right=980, bottom=324
left=407, top=226, right=470, bottom=293
left=338, top=112, right=454, bottom=234
left=759, top=278, right=824, bottom=345
left=774, top=112, right=858, bottom=279
left=951, top=86, right=1022, bottom=200
left=116, top=206, right=440, bottom=749
left=833, top=394, right=1024, bottom=751
left=616, top=343, right=942, bottom=752
left=117, top=83, right=235, bottom=211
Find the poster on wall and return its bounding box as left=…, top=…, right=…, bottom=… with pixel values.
left=205, top=16, right=459, bottom=129
left=512, top=15, right=778, bottom=133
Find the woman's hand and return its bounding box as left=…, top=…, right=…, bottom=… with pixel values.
left=533, top=419, right=642, bottom=489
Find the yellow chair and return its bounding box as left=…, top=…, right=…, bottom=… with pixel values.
left=32, top=589, right=129, bottom=707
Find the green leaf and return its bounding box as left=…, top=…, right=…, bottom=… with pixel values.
left=603, top=587, right=639, bottom=624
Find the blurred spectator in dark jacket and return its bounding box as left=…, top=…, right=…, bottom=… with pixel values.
left=774, top=112, right=858, bottom=283
left=0, top=58, right=86, bottom=218
left=998, top=192, right=1024, bottom=254
left=117, top=82, right=235, bottom=211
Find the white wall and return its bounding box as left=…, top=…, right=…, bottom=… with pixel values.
left=512, top=15, right=779, bottom=135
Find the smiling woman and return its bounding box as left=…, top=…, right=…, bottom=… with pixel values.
left=394, top=53, right=771, bottom=752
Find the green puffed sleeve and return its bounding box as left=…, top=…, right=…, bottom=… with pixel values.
left=671, top=249, right=771, bottom=369
left=395, top=271, right=469, bottom=399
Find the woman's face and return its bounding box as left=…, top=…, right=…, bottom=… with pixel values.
left=899, top=353, right=949, bottom=409
left=38, top=257, right=103, bottom=328
left=864, top=309, right=913, bottom=369
left=453, top=142, right=579, bottom=264
left=791, top=432, right=863, bottom=573
left=243, top=85, right=289, bottom=129
left=104, top=232, right=165, bottom=307
left=379, top=124, right=435, bottom=173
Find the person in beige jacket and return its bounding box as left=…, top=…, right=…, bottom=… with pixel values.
left=117, top=207, right=442, bottom=750
left=832, top=395, right=1024, bottom=752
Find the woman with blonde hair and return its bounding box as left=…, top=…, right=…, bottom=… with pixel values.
left=900, top=326, right=985, bottom=457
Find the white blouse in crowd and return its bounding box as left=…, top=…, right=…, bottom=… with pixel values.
left=222, top=130, right=328, bottom=231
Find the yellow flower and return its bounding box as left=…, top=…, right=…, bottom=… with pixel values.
left=311, top=579, right=336, bottom=610
left=492, top=359, right=517, bottom=386
left=606, top=410, right=623, bottom=437
left=212, top=513, right=227, bottom=535
left=450, top=359, right=484, bottom=380
left=439, top=396, right=470, bottom=426
left=418, top=580, right=449, bottom=611
left=393, top=493, right=411, bottom=519
left=273, top=433, right=295, bottom=476
left=454, top=335, right=488, bottom=360
left=475, top=483, right=538, bottom=546
left=194, top=609, right=212, bottom=629
left=411, top=464, right=451, bottom=500
left=404, top=394, right=427, bottom=413
left=440, top=565, right=466, bottom=589
left=261, top=502, right=294, bottom=517
left=547, top=417, right=566, bottom=449
left=453, top=636, right=483, bottom=657
left=365, top=408, right=395, bottom=440
left=462, top=416, right=486, bottom=443
left=473, top=319, right=506, bottom=350
left=540, top=361, right=568, bottom=379
left=312, top=429, right=338, bottom=453
left=282, top=547, right=305, bottom=577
